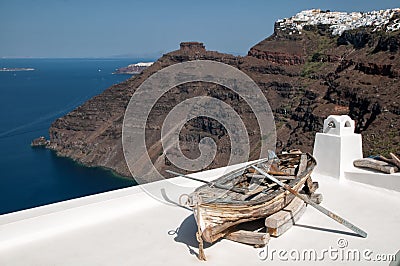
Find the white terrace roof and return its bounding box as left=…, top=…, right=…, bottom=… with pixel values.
left=0, top=162, right=399, bottom=265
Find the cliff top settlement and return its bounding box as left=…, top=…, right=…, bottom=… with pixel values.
left=277, top=8, right=400, bottom=36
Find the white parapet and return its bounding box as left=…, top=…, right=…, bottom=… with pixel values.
left=313, top=114, right=400, bottom=192
left=313, top=115, right=363, bottom=179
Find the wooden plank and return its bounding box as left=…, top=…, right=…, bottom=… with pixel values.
left=265, top=197, right=305, bottom=228
left=298, top=154, right=314, bottom=194
left=246, top=185, right=265, bottom=196
left=267, top=203, right=307, bottom=237
left=244, top=185, right=277, bottom=201
left=289, top=149, right=302, bottom=154
left=299, top=190, right=323, bottom=204
left=245, top=173, right=295, bottom=180
left=390, top=153, right=400, bottom=168
left=297, top=154, right=308, bottom=176
left=378, top=153, right=400, bottom=169
left=267, top=170, right=295, bottom=176
left=354, top=158, right=399, bottom=174
left=224, top=230, right=270, bottom=247
left=278, top=168, right=296, bottom=176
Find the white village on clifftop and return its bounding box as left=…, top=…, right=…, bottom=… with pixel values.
left=277, top=8, right=400, bottom=35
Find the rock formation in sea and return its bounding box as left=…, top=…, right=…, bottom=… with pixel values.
left=46, top=9, right=400, bottom=179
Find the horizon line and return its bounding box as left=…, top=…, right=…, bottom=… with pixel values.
left=0, top=56, right=161, bottom=60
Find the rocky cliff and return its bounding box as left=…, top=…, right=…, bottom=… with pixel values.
left=47, top=9, right=400, bottom=179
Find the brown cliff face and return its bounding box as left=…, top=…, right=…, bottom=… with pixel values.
left=248, top=49, right=305, bottom=65
left=48, top=25, right=400, bottom=179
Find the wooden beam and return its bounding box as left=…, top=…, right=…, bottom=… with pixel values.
left=297, top=154, right=308, bottom=176
left=265, top=197, right=305, bottom=228
left=390, top=153, right=400, bottom=168
left=267, top=170, right=295, bottom=176
left=378, top=153, right=400, bottom=169
left=225, top=230, right=270, bottom=247
left=299, top=189, right=323, bottom=204
left=354, top=158, right=399, bottom=174
left=267, top=203, right=307, bottom=237
left=298, top=154, right=315, bottom=194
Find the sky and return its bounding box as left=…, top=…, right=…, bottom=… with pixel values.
left=0, top=0, right=399, bottom=58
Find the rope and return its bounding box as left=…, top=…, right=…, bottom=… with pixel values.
left=196, top=203, right=207, bottom=261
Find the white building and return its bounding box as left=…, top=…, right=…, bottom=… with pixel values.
left=277, top=8, right=400, bottom=35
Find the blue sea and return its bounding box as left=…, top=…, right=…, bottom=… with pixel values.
left=0, top=58, right=147, bottom=215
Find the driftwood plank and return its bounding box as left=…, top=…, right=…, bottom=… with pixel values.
left=390, top=153, right=400, bottom=168
left=224, top=230, right=270, bottom=247
left=378, top=153, right=400, bottom=169
left=265, top=197, right=305, bottom=228
left=354, top=158, right=399, bottom=174
left=267, top=203, right=307, bottom=237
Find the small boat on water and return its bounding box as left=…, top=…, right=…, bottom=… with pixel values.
left=187, top=152, right=317, bottom=243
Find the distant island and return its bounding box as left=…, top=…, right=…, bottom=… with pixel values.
left=113, top=62, right=153, bottom=74
left=0, top=67, right=35, bottom=72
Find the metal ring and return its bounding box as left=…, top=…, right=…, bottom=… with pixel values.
left=179, top=194, right=192, bottom=206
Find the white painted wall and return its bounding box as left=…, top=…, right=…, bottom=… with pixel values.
left=313, top=115, right=363, bottom=179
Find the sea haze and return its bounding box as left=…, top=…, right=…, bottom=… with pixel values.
left=0, top=58, right=144, bottom=215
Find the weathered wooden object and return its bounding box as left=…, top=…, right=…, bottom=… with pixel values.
left=354, top=158, right=399, bottom=174
left=186, top=153, right=317, bottom=244
left=265, top=197, right=305, bottom=228
left=224, top=230, right=270, bottom=247
left=299, top=187, right=323, bottom=204
left=307, top=193, right=323, bottom=204
left=252, top=166, right=368, bottom=238
left=267, top=203, right=307, bottom=237
left=298, top=154, right=316, bottom=195
left=297, top=154, right=308, bottom=176
left=378, top=153, right=400, bottom=169
left=246, top=173, right=295, bottom=180
left=302, top=181, right=319, bottom=195
left=267, top=170, right=295, bottom=176
left=390, top=153, right=400, bottom=168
